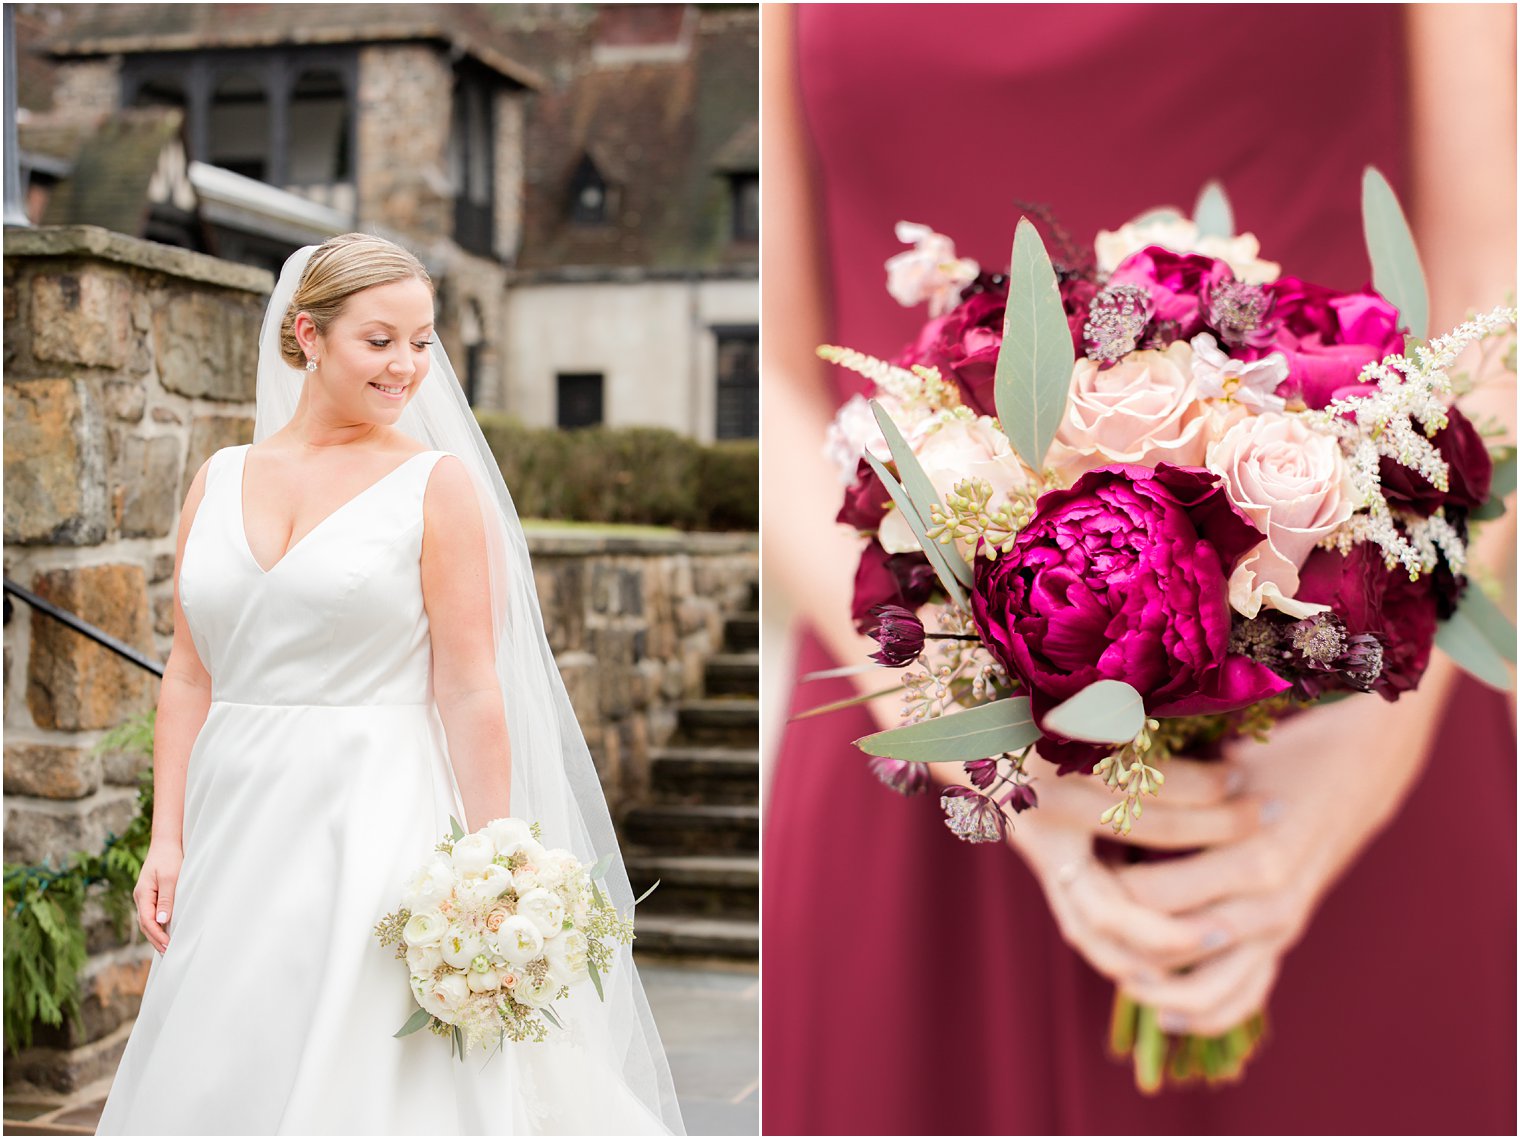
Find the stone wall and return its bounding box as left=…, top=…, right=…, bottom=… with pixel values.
left=355, top=44, right=455, bottom=243
left=2, top=226, right=757, bottom=1090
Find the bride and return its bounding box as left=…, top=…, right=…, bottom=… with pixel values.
left=94, top=233, right=685, bottom=1135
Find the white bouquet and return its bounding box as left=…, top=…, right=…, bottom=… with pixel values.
left=374, top=815, right=643, bottom=1057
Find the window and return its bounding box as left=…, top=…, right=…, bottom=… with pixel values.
left=714, top=327, right=758, bottom=439
left=730, top=174, right=758, bottom=242
left=557, top=373, right=604, bottom=430
left=450, top=71, right=495, bottom=255
left=208, top=71, right=269, bottom=181
left=568, top=155, right=615, bottom=226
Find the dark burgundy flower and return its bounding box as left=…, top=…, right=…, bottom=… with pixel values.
left=895, top=283, right=1007, bottom=417
left=1105, top=247, right=1231, bottom=341
left=1239, top=278, right=1403, bottom=409
left=963, top=758, right=999, bottom=790
left=836, top=456, right=892, bottom=532
left=1378, top=406, right=1493, bottom=517
left=939, top=787, right=1005, bottom=843
left=870, top=756, right=929, bottom=796
left=865, top=604, right=926, bottom=668
left=1060, top=273, right=1100, bottom=350
left=851, top=540, right=937, bottom=632
left=1294, top=543, right=1438, bottom=698
left=969, top=463, right=1291, bottom=773
left=1004, top=782, right=1039, bottom=814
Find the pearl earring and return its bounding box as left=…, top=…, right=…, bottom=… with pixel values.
left=306, top=358, right=317, bottom=372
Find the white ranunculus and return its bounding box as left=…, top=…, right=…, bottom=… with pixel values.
left=490, top=915, right=546, bottom=965
left=516, top=888, right=567, bottom=939
left=440, top=927, right=486, bottom=969
left=450, top=833, right=496, bottom=876
left=513, top=970, right=558, bottom=1009
left=406, top=942, right=444, bottom=977
left=402, top=909, right=447, bottom=948
left=544, top=929, right=590, bottom=986
left=482, top=817, right=534, bottom=855
left=400, top=855, right=456, bottom=911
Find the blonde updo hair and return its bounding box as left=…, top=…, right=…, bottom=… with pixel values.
left=278, top=232, right=435, bottom=370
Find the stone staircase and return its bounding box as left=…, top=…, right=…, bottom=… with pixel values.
left=624, top=592, right=758, bottom=959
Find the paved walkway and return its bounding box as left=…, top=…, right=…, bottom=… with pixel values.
left=2, top=960, right=757, bottom=1136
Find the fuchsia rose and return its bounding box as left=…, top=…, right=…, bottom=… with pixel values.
left=1240, top=278, right=1404, bottom=409
left=1105, top=247, right=1231, bottom=341
left=1294, top=543, right=1436, bottom=697
left=896, top=285, right=1007, bottom=417
left=969, top=464, right=1292, bottom=772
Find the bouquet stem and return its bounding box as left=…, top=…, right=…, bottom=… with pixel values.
left=1108, top=990, right=1267, bottom=1093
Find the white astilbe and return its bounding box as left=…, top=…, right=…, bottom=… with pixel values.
left=816, top=345, right=964, bottom=411
left=1307, top=305, right=1517, bottom=578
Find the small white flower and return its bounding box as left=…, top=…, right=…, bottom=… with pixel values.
left=450, top=833, right=495, bottom=876
left=885, top=221, right=980, bottom=317
left=1190, top=333, right=1288, bottom=413
left=402, top=909, right=447, bottom=948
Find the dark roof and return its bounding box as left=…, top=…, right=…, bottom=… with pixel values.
left=37, top=107, right=185, bottom=235
left=34, top=3, right=546, bottom=90
left=517, top=6, right=758, bottom=273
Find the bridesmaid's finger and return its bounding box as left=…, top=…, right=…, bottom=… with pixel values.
left=1129, top=945, right=1282, bottom=1038
left=1068, top=862, right=1231, bottom=971
left=1041, top=863, right=1151, bottom=985
left=1189, top=892, right=1306, bottom=951
left=1142, top=757, right=1247, bottom=806
left=1031, top=774, right=1264, bottom=851
left=1116, top=836, right=1280, bottom=915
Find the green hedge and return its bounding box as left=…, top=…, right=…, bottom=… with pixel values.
left=475, top=415, right=758, bottom=531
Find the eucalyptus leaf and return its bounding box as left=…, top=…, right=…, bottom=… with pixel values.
left=448, top=815, right=465, bottom=841
left=1435, top=603, right=1515, bottom=691
left=541, top=1004, right=564, bottom=1030
left=1041, top=679, right=1146, bottom=745
left=799, top=662, right=883, bottom=682
left=1472, top=448, right=1516, bottom=521
left=864, top=454, right=968, bottom=610
left=1362, top=167, right=1429, bottom=340
left=1192, top=181, right=1234, bottom=239
left=869, top=401, right=973, bottom=587
left=587, top=958, right=605, bottom=1002
left=1452, top=584, right=1517, bottom=665
left=632, top=878, right=661, bottom=907
left=393, top=1005, right=432, bottom=1038
left=791, top=685, right=905, bottom=721
left=588, top=852, right=614, bottom=881
left=854, top=696, right=1041, bottom=763
left=995, top=218, right=1076, bottom=473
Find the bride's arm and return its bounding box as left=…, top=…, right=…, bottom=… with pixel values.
left=136, top=458, right=216, bottom=953
left=421, top=455, right=512, bottom=831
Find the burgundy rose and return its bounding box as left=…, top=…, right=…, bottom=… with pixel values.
left=1239, top=278, right=1403, bottom=409
left=1294, top=542, right=1438, bottom=697
left=969, top=463, right=1291, bottom=773
left=1378, top=406, right=1493, bottom=516
left=1105, top=247, right=1231, bottom=341
left=851, top=539, right=937, bottom=632
left=836, top=456, right=892, bottom=532
left=895, top=284, right=1007, bottom=417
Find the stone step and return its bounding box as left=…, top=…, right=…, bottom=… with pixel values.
left=631, top=914, right=758, bottom=960
left=673, top=698, right=759, bottom=747
left=722, top=612, right=759, bottom=653
left=622, top=803, right=758, bottom=853
left=649, top=746, right=758, bottom=805
left=704, top=652, right=759, bottom=697
left=626, top=854, right=758, bottom=918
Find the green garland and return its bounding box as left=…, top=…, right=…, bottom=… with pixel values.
left=3, top=710, right=155, bottom=1054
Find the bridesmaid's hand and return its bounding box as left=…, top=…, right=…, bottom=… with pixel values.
left=134, top=840, right=183, bottom=954
left=1111, top=685, right=1445, bottom=1035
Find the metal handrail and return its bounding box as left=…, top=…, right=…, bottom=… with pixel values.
left=3, top=577, right=165, bottom=678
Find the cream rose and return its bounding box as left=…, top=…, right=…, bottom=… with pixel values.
left=878, top=414, right=1030, bottom=555
left=425, top=972, right=472, bottom=1016
left=449, top=833, right=496, bottom=876
left=490, top=915, right=546, bottom=965
left=1049, top=342, right=1209, bottom=479
left=516, top=888, right=567, bottom=940
left=1206, top=415, right=1354, bottom=618
left=402, top=909, right=447, bottom=949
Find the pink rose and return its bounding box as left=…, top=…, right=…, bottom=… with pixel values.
left=1049, top=342, right=1209, bottom=480
left=877, top=415, right=1029, bottom=555
left=1205, top=414, right=1355, bottom=618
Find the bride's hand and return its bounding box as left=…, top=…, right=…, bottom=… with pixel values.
left=134, top=840, right=183, bottom=954
left=1111, top=677, right=1450, bottom=1035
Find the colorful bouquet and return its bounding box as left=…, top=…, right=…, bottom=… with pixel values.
left=373, top=815, right=644, bottom=1058
left=818, top=172, right=1516, bottom=1089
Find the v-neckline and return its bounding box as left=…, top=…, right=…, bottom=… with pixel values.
left=236, top=445, right=434, bottom=577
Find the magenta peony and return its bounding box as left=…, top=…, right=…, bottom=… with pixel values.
left=969, top=463, right=1292, bottom=772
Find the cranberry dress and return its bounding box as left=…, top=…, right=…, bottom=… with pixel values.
left=762, top=6, right=1517, bottom=1134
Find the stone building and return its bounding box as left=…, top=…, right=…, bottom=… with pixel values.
left=12, top=2, right=758, bottom=438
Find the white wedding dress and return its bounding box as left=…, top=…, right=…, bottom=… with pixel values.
left=95, top=443, right=673, bottom=1136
